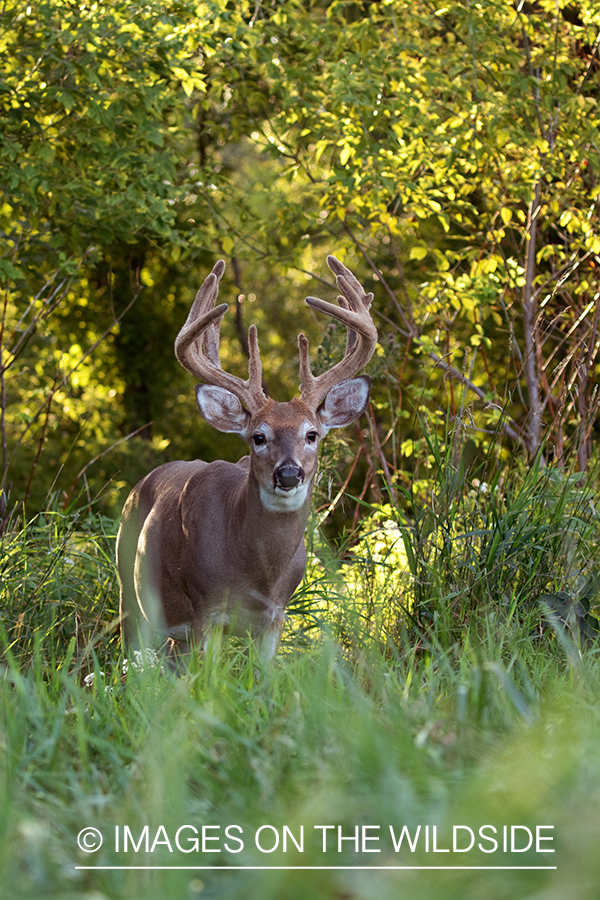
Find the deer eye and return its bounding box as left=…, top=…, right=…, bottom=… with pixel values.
left=306, top=431, right=318, bottom=444
left=252, top=433, right=266, bottom=446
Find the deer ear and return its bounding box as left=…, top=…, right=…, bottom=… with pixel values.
left=317, top=376, right=370, bottom=434
left=195, top=385, right=251, bottom=435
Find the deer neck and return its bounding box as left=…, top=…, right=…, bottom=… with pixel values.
left=232, top=463, right=313, bottom=571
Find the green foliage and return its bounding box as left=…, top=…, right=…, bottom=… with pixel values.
left=0, top=0, right=203, bottom=259
left=390, top=418, right=600, bottom=635
left=301, top=440, right=600, bottom=669
left=0, top=1, right=311, bottom=515
left=0, top=0, right=213, bottom=512
left=0, top=0, right=341, bottom=513
left=0, top=505, right=119, bottom=671
left=215, top=0, right=600, bottom=465
left=3, top=0, right=600, bottom=519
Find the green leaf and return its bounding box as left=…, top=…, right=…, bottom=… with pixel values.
left=0, top=258, right=24, bottom=280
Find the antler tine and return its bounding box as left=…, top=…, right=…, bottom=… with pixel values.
left=334, top=292, right=358, bottom=355
left=299, top=256, right=377, bottom=409
left=175, top=261, right=268, bottom=413
left=247, top=323, right=265, bottom=400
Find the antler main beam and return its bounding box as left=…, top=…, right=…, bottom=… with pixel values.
left=174, top=260, right=268, bottom=414
left=175, top=256, right=376, bottom=415
left=299, top=256, right=378, bottom=410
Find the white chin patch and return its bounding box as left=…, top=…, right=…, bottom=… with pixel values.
left=260, top=482, right=309, bottom=512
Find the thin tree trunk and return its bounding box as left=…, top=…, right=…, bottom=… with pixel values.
left=576, top=295, right=600, bottom=473
left=522, top=181, right=543, bottom=456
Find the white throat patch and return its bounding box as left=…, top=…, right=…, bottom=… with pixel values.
left=259, top=481, right=310, bottom=512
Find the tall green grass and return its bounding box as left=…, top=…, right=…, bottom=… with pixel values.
left=2, top=632, right=600, bottom=899
left=1, top=452, right=600, bottom=898
left=0, top=505, right=119, bottom=673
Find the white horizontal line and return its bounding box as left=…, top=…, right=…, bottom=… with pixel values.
left=75, top=865, right=558, bottom=871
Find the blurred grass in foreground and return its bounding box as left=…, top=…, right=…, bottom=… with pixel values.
left=1, top=629, right=600, bottom=898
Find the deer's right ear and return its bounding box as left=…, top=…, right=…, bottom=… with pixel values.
left=195, top=385, right=251, bottom=435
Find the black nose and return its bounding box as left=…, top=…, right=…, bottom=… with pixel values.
left=274, top=463, right=304, bottom=489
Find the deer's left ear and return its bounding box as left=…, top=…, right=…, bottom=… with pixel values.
left=317, top=376, right=370, bottom=434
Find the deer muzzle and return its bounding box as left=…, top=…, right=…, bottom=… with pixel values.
left=274, top=462, right=305, bottom=490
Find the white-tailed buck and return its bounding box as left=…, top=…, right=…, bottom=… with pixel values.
left=117, top=256, right=377, bottom=662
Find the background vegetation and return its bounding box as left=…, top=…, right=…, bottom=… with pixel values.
left=3, top=0, right=600, bottom=518
left=1, top=0, right=600, bottom=897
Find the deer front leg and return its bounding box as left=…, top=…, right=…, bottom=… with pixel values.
left=258, top=619, right=284, bottom=665
left=256, top=540, right=305, bottom=665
